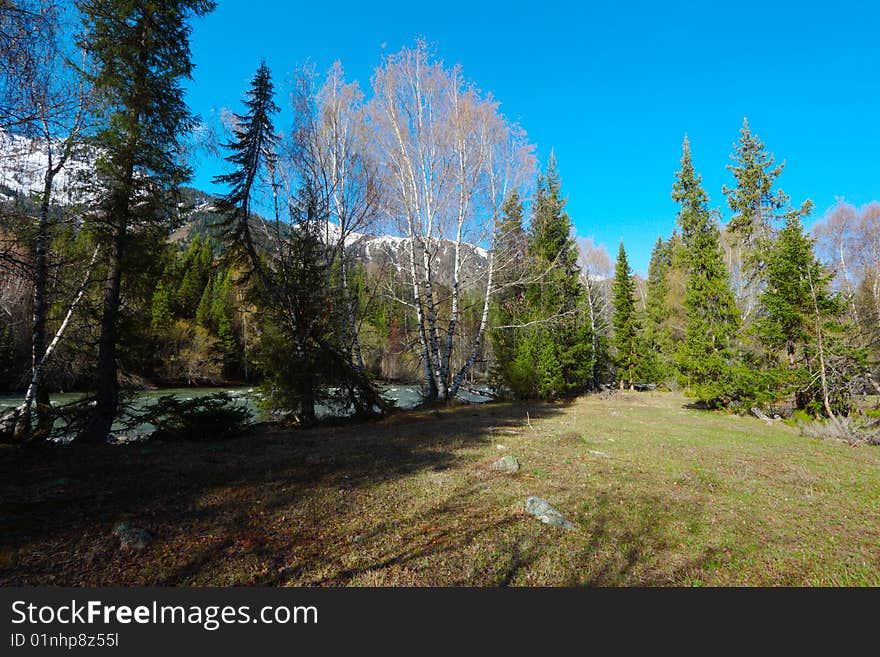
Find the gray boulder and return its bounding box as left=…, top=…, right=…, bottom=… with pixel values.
left=0, top=408, right=19, bottom=439
left=112, top=521, right=151, bottom=551
left=490, top=455, right=520, bottom=473
left=524, top=497, right=574, bottom=530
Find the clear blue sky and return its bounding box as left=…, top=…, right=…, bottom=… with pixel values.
left=183, top=0, right=880, bottom=274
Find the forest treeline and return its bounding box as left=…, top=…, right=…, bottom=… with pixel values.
left=0, top=1, right=878, bottom=444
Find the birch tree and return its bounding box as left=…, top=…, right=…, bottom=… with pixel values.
left=11, top=10, right=92, bottom=440
left=369, top=42, right=534, bottom=401
left=0, top=0, right=59, bottom=132
left=855, top=202, right=880, bottom=326
left=290, top=62, right=378, bottom=373
left=577, top=237, right=612, bottom=388
left=813, top=201, right=860, bottom=328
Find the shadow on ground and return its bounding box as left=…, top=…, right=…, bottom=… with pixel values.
left=0, top=400, right=569, bottom=585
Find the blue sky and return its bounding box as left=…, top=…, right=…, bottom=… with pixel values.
left=183, top=0, right=879, bottom=273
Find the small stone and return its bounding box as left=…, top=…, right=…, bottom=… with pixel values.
left=112, top=521, right=151, bottom=551
left=496, top=444, right=507, bottom=450
left=589, top=450, right=611, bottom=458
left=490, top=455, right=520, bottom=473
left=524, top=496, right=574, bottom=530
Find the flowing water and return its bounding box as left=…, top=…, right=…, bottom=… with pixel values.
left=0, top=383, right=493, bottom=441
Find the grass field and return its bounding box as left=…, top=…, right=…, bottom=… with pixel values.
left=2, top=391, right=878, bottom=586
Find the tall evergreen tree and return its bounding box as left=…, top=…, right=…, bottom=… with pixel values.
left=755, top=215, right=859, bottom=414
left=641, top=236, right=673, bottom=382
left=77, top=0, right=215, bottom=441
left=611, top=241, right=639, bottom=390
left=722, top=119, right=792, bottom=249
left=523, top=156, right=591, bottom=398
left=492, top=157, right=590, bottom=399
left=722, top=118, right=812, bottom=315
left=213, top=60, right=279, bottom=279
left=216, top=64, right=386, bottom=422
left=490, top=190, right=527, bottom=387
left=672, top=136, right=740, bottom=407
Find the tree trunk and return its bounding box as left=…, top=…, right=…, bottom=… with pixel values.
left=13, top=170, right=52, bottom=439
left=807, top=267, right=835, bottom=419
left=449, top=247, right=495, bottom=398
left=407, top=235, right=437, bottom=401
left=80, top=224, right=124, bottom=442
left=340, top=254, right=365, bottom=372
left=585, top=282, right=598, bottom=390
left=420, top=241, right=447, bottom=400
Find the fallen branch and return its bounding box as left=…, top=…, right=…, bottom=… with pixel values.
left=751, top=406, right=774, bottom=426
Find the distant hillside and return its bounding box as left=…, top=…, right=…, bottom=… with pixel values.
left=0, top=130, right=490, bottom=288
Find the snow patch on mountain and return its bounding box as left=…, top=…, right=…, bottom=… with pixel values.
left=0, top=130, right=93, bottom=206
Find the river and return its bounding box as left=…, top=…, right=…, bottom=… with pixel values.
left=0, top=383, right=493, bottom=440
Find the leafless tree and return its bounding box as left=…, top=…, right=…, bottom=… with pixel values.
left=0, top=1, right=61, bottom=133
left=855, top=202, right=880, bottom=323
left=577, top=237, right=612, bottom=388
left=0, top=2, right=95, bottom=440
left=813, top=200, right=880, bottom=354
left=289, top=62, right=379, bottom=373
left=368, top=42, right=534, bottom=401
left=814, top=200, right=860, bottom=328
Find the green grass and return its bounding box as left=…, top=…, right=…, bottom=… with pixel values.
left=1, top=391, right=878, bottom=586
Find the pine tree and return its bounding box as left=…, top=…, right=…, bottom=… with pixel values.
left=756, top=215, right=857, bottom=414
left=150, top=281, right=174, bottom=332
left=611, top=241, right=640, bottom=389
left=195, top=274, right=214, bottom=329
left=77, top=0, right=215, bottom=441
left=210, top=268, right=239, bottom=377
left=213, top=60, right=279, bottom=277
left=643, top=236, right=672, bottom=381
left=216, top=64, right=387, bottom=422
left=176, top=235, right=212, bottom=316
left=673, top=136, right=741, bottom=407
left=723, top=119, right=791, bottom=248
left=495, top=155, right=591, bottom=399
left=490, top=190, right=527, bottom=389
left=722, top=118, right=812, bottom=311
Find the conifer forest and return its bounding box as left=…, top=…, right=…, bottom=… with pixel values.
left=1, top=0, right=878, bottom=589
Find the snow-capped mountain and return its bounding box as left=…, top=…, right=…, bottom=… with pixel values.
left=0, top=130, right=491, bottom=287
left=0, top=130, right=93, bottom=205
left=316, top=221, right=489, bottom=286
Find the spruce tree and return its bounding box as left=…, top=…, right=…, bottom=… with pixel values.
left=77, top=0, right=215, bottom=441
left=195, top=274, right=214, bottom=329
left=176, top=235, right=212, bottom=316
left=490, top=190, right=528, bottom=389
left=672, top=136, right=740, bottom=407
left=150, top=281, right=174, bottom=332
left=216, top=64, right=387, bottom=422
left=611, top=241, right=639, bottom=390
left=756, top=215, right=857, bottom=414
left=722, top=118, right=812, bottom=309
left=504, top=155, right=591, bottom=399
left=643, top=236, right=673, bottom=381
left=723, top=118, right=790, bottom=249
left=213, top=60, right=279, bottom=277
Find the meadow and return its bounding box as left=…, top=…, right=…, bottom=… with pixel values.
left=2, top=391, right=878, bottom=586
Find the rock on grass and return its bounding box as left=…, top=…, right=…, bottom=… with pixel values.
left=524, top=497, right=574, bottom=530
left=112, top=521, right=151, bottom=551
left=490, top=455, right=520, bottom=473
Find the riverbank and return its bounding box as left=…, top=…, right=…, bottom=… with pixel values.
left=2, top=391, right=878, bottom=586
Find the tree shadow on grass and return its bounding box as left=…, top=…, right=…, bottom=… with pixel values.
left=0, top=399, right=570, bottom=585
left=561, top=490, right=728, bottom=586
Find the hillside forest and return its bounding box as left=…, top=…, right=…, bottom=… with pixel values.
left=1, top=1, right=879, bottom=444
